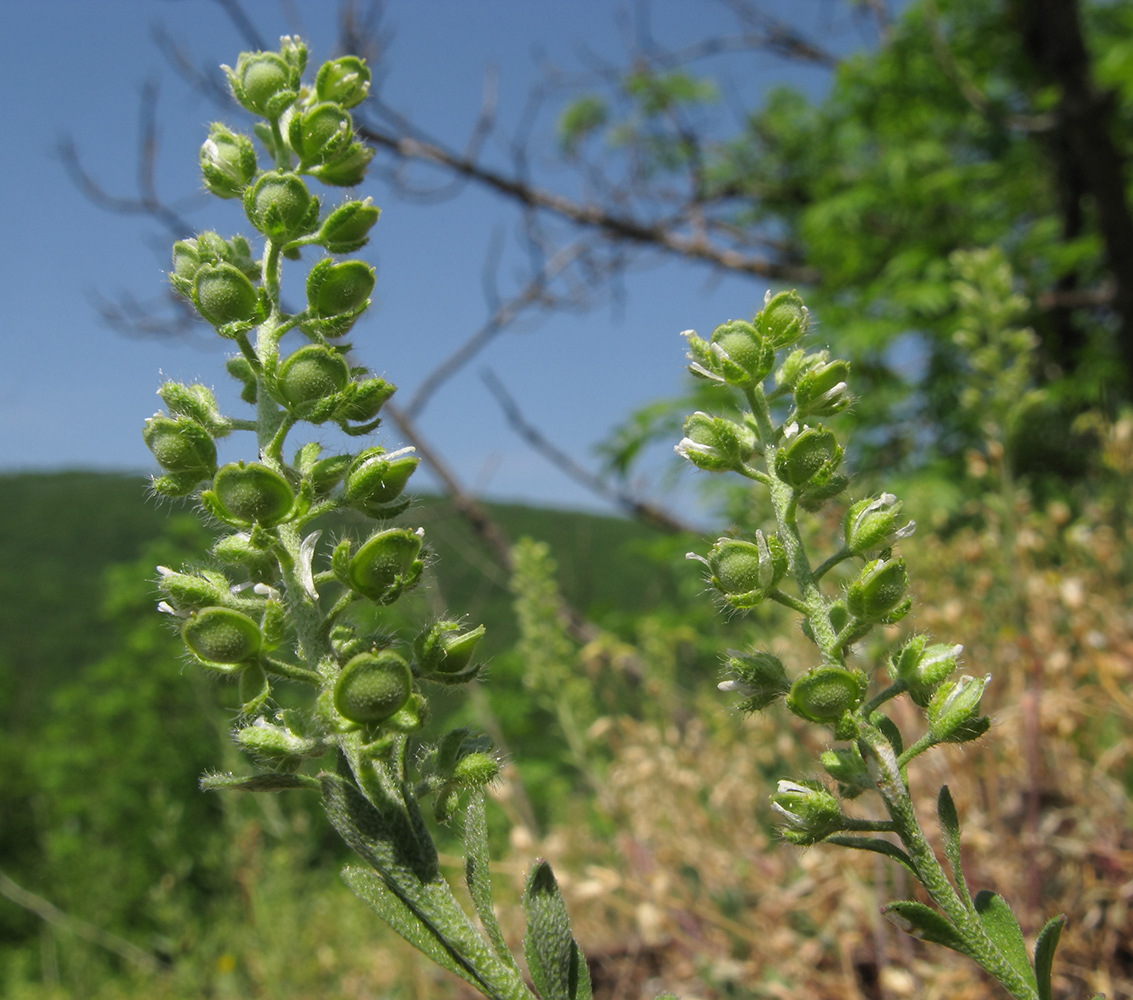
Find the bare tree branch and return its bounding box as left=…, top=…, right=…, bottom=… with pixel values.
left=481, top=370, right=695, bottom=535
left=0, top=870, right=165, bottom=974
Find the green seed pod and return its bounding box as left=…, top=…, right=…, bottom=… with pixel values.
left=192, top=263, right=262, bottom=329
left=675, top=412, right=758, bottom=472
left=892, top=637, right=962, bottom=707
left=344, top=447, right=420, bottom=513
left=695, top=531, right=787, bottom=609
left=315, top=56, right=372, bottom=108
left=794, top=358, right=851, bottom=417
left=307, top=142, right=375, bottom=187
left=276, top=346, right=350, bottom=408
left=786, top=666, right=868, bottom=725
left=759, top=289, right=809, bottom=348
left=337, top=377, right=396, bottom=422
left=211, top=462, right=295, bottom=527
left=243, top=171, right=318, bottom=242
left=334, top=650, right=413, bottom=724
left=718, top=650, right=790, bottom=712
left=708, top=319, right=775, bottom=386
left=200, top=123, right=257, bottom=199
left=927, top=674, right=991, bottom=744
left=770, top=779, right=843, bottom=846
left=774, top=425, right=840, bottom=489
left=317, top=198, right=381, bottom=254
left=224, top=50, right=299, bottom=119
left=846, top=557, right=910, bottom=623
left=143, top=415, right=217, bottom=475
left=844, top=493, right=915, bottom=555
left=413, top=620, right=486, bottom=684
left=307, top=258, right=376, bottom=317
left=288, top=102, right=353, bottom=167
left=182, top=606, right=261, bottom=668
left=820, top=746, right=873, bottom=799
left=348, top=527, right=425, bottom=604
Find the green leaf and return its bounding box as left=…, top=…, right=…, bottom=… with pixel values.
left=343, top=865, right=478, bottom=986
left=882, top=900, right=969, bottom=954
left=1033, top=914, right=1065, bottom=1000
left=974, top=890, right=1038, bottom=993
left=824, top=835, right=918, bottom=877
left=321, top=769, right=527, bottom=1000
left=523, top=860, right=592, bottom=1000
left=464, top=792, right=521, bottom=974
left=200, top=770, right=318, bottom=792
left=937, top=785, right=971, bottom=906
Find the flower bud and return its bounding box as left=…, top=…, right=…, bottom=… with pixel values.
left=770, top=779, right=843, bottom=846
left=224, top=49, right=300, bottom=119
left=243, top=171, right=318, bottom=242
left=675, top=412, right=757, bottom=472
left=844, top=494, right=915, bottom=555
left=334, top=650, right=413, bottom=724
left=317, top=198, right=381, bottom=254
left=307, top=142, right=375, bottom=187
left=774, top=425, right=840, bottom=489
left=288, top=102, right=354, bottom=168
left=413, top=620, right=487, bottom=684
left=156, top=565, right=228, bottom=610
left=787, top=666, right=868, bottom=726
left=182, top=607, right=261, bottom=668
left=307, top=258, right=375, bottom=318
left=158, top=382, right=223, bottom=434
left=235, top=715, right=323, bottom=765
left=143, top=415, right=217, bottom=476
left=343, top=447, right=420, bottom=515
left=200, top=123, right=257, bottom=199
left=793, top=358, right=851, bottom=417
left=759, top=289, right=809, bottom=348
left=336, top=377, right=396, bottom=423
left=718, top=650, right=790, bottom=712
left=774, top=348, right=810, bottom=390
left=226, top=356, right=258, bottom=404
left=193, top=264, right=262, bottom=329
left=210, top=461, right=295, bottom=527
left=927, top=674, right=991, bottom=744
left=212, top=532, right=277, bottom=579
left=308, top=453, right=351, bottom=492
left=451, top=751, right=500, bottom=787
left=151, top=471, right=209, bottom=499
left=276, top=346, right=350, bottom=409
left=846, top=558, right=910, bottom=623
left=693, top=531, right=787, bottom=609
left=708, top=320, right=775, bottom=386
left=820, top=746, right=873, bottom=799
left=171, top=239, right=204, bottom=286
left=315, top=56, right=372, bottom=108
left=348, top=527, right=425, bottom=604
left=892, top=637, right=961, bottom=707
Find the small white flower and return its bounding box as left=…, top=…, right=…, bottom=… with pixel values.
left=297, top=529, right=323, bottom=601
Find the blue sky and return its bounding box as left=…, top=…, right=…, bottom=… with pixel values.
left=0, top=0, right=879, bottom=517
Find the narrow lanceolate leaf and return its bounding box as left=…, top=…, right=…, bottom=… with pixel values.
left=321, top=771, right=528, bottom=1000
left=937, top=785, right=971, bottom=906
left=200, top=771, right=319, bottom=792
left=974, top=891, right=1039, bottom=994
left=465, top=792, right=522, bottom=974
left=882, top=900, right=969, bottom=954
left=1033, top=914, right=1066, bottom=1000
left=824, top=835, right=918, bottom=877
left=523, top=860, right=592, bottom=1000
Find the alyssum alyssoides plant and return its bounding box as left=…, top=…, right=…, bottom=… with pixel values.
left=677, top=296, right=1099, bottom=1000
left=145, top=39, right=592, bottom=1000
